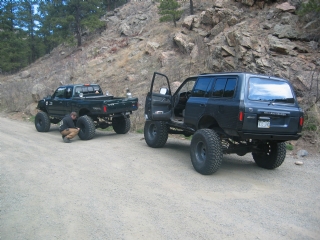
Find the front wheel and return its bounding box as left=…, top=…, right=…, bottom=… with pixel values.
left=144, top=121, right=168, bottom=148
left=252, top=142, right=286, bottom=169
left=112, top=116, right=131, bottom=134
left=35, top=111, right=51, bottom=132
left=76, top=115, right=95, bottom=140
left=190, top=129, right=223, bottom=175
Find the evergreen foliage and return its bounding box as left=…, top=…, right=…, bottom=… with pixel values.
left=0, top=0, right=127, bottom=73
left=298, top=0, right=320, bottom=17
left=158, top=0, right=182, bottom=27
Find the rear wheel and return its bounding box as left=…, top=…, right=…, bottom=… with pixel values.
left=252, top=141, right=286, bottom=169
left=190, top=129, right=223, bottom=175
left=76, top=115, right=95, bottom=140
left=35, top=111, right=51, bottom=132
left=112, top=116, right=130, bottom=134
left=144, top=121, right=168, bottom=148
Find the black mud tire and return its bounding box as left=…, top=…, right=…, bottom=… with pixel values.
left=76, top=115, right=95, bottom=140
left=252, top=142, right=286, bottom=169
left=35, top=111, right=51, bottom=132
left=144, top=121, right=168, bottom=148
left=190, top=129, right=223, bottom=175
left=112, top=116, right=131, bottom=134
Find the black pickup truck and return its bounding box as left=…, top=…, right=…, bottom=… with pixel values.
left=144, top=72, right=304, bottom=175
left=35, top=84, right=138, bottom=140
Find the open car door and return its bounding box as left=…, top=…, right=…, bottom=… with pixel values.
left=145, top=72, right=172, bottom=121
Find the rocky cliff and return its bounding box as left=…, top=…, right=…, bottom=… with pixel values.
left=0, top=0, right=319, bottom=134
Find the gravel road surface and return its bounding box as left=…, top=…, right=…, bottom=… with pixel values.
left=1, top=117, right=319, bottom=240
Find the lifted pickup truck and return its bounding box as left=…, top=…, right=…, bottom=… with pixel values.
left=35, top=84, right=138, bottom=140
left=144, top=72, right=304, bottom=175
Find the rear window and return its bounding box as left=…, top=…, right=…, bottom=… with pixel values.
left=248, top=77, right=294, bottom=104
left=75, top=85, right=102, bottom=95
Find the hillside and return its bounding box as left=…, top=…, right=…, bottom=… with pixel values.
left=0, top=0, right=319, bottom=152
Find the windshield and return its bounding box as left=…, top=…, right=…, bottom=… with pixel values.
left=248, top=77, right=294, bottom=104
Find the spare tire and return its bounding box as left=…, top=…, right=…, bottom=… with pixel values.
left=76, top=115, right=95, bottom=140
left=35, top=111, right=51, bottom=132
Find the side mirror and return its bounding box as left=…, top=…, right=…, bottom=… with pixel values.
left=160, top=87, right=169, bottom=95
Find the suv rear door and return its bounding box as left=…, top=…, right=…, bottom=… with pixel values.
left=242, top=76, right=302, bottom=134
left=204, top=77, right=240, bottom=131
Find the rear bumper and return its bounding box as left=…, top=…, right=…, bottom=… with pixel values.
left=238, top=132, right=301, bottom=141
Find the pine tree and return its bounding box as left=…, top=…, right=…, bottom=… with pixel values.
left=44, top=0, right=105, bottom=47
left=16, top=0, right=42, bottom=63
left=158, top=0, right=182, bottom=27
left=0, top=0, right=29, bottom=72
left=298, top=0, right=320, bottom=17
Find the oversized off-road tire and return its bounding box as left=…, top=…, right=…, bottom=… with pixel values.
left=112, top=116, right=130, bottom=134
left=76, top=115, right=95, bottom=140
left=190, top=129, right=223, bottom=175
left=252, top=141, right=286, bottom=169
left=144, top=121, right=168, bottom=148
left=35, top=111, right=51, bottom=132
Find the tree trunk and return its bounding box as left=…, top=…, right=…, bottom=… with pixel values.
left=75, top=6, right=82, bottom=47
left=190, top=0, right=194, bottom=15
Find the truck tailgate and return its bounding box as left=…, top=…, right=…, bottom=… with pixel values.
left=103, top=98, right=138, bottom=113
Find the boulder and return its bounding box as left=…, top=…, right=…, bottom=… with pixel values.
left=268, top=35, right=295, bottom=55
left=212, top=0, right=224, bottom=8
left=210, top=22, right=224, bottom=37
left=273, top=24, right=299, bottom=39
left=200, top=9, right=214, bottom=25
left=159, top=51, right=176, bottom=67
left=182, top=15, right=197, bottom=30
left=241, top=0, right=255, bottom=7
left=297, top=149, right=308, bottom=157
left=145, top=41, right=160, bottom=55
left=25, top=103, right=38, bottom=116
left=173, top=32, right=194, bottom=54
left=221, top=46, right=235, bottom=57
left=276, top=2, right=296, bottom=13
left=32, top=83, right=47, bottom=102
left=20, top=71, right=31, bottom=78
left=119, top=22, right=131, bottom=36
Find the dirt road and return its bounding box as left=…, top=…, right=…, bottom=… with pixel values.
left=1, top=117, right=319, bottom=240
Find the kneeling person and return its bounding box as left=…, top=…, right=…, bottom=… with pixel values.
left=60, top=112, right=80, bottom=143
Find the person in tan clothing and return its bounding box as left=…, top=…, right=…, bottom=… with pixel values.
left=59, top=112, right=80, bottom=143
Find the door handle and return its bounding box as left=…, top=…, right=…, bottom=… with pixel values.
left=200, top=104, right=205, bottom=107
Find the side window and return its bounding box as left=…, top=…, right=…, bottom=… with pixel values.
left=223, top=79, right=236, bottom=97
left=53, top=87, right=66, bottom=99
left=212, top=78, right=236, bottom=98
left=66, top=87, right=73, bottom=99
left=212, top=79, right=227, bottom=97
left=192, top=77, right=212, bottom=97
left=75, top=87, right=82, bottom=96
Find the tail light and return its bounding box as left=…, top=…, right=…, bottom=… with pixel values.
left=299, top=116, right=304, bottom=127
left=238, top=111, right=244, bottom=121
left=103, top=105, right=107, bottom=112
